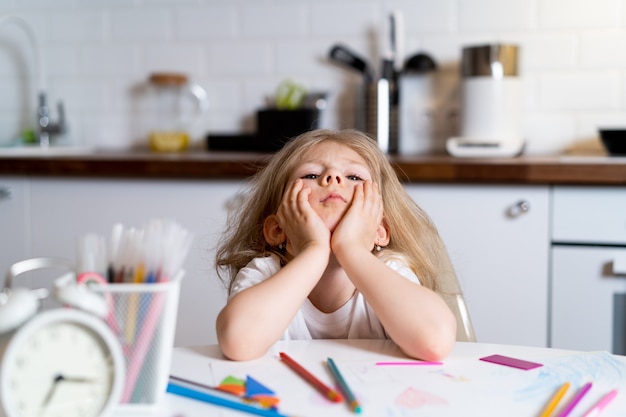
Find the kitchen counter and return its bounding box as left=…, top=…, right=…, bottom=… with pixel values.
left=1, top=150, right=626, bottom=185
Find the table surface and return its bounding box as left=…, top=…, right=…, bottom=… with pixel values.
left=116, top=339, right=626, bottom=417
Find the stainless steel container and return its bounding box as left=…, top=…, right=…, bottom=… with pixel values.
left=461, top=44, right=519, bottom=78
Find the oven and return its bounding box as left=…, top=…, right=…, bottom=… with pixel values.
left=550, top=186, right=626, bottom=354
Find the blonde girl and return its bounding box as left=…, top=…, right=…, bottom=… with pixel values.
left=215, top=129, right=457, bottom=361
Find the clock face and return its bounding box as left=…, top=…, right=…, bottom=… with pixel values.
left=0, top=309, right=124, bottom=417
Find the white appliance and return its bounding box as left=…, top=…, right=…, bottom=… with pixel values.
left=550, top=186, right=626, bottom=354
left=447, top=44, right=524, bottom=158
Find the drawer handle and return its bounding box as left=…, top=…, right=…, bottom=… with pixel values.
left=507, top=200, right=530, bottom=218
left=612, top=255, right=626, bottom=275
left=0, top=186, right=12, bottom=202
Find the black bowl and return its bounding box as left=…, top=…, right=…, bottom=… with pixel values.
left=599, top=129, right=626, bottom=155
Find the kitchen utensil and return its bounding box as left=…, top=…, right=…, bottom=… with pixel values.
left=599, top=129, right=626, bottom=155
left=147, top=73, right=208, bottom=152
left=447, top=44, right=523, bottom=158
left=404, top=53, right=437, bottom=73
left=328, top=44, right=373, bottom=80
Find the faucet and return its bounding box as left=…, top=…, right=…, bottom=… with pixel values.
left=37, top=92, right=66, bottom=147
left=1, top=14, right=66, bottom=147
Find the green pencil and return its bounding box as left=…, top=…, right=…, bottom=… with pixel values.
left=326, top=357, right=362, bottom=414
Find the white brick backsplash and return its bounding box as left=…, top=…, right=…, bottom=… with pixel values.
left=387, top=0, right=454, bottom=35
left=515, top=34, right=577, bottom=71
left=175, top=7, right=237, bottom=40
left=538, top=72, right=620, bottom=111
left=79, top=45, right=138, bottom=76
left=209, top=42, right=273, bottom=75
left=581, top=31, right=626, bottom=69
left=523, top=112, right=576, bottom=154
left=142, top=44, right=205, bottom=75
left=539, top=0, right=620, bottom=29
left=110, top=9, right=172, bottom=41
left=310, top=3, right=379, bottom=37
left=458, top=0, right=533, bottom=32
left=49, top=11, right=106, bottom=42
left=1, top=0, right=626, bottom=153
left=276, top=39, right=338, bottom=75
left=242, top=5, right=308, bottom=37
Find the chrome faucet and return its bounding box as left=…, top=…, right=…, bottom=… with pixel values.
left=1, top=14, right=67, bottom=147
left=37, top=92, right=66, bottom=147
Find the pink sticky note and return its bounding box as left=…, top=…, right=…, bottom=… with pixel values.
left=479, top=354, right=542, bottom=370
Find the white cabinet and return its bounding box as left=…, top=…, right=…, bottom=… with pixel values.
left=26, top=177, right=245, bottom=347
left=550, top=186, right=626, bottom=353
left=0, top=177, right=29, bottom=275
left=405, top=184, right=550, bottom=347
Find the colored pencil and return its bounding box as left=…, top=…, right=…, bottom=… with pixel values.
left=376, top=361, right=443, bottom=366
left=582, top=389, right=618, bottom=417
left=558, top=382, right=593, bottom=417
left=167, top=383, right=291, bottom=417
left=279, top=352, right=343, bottom=402
left=539, top=382, right=570, bottom=417
left=327, top=357, right=362, bottom=414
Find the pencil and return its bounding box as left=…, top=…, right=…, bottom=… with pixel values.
left=539, top=382, right=570, bottom=417
left=327, top=357, right=362, bottom=414
left=167, top=382, right=291, bottom=417
left=558, top=382, right=593, bottom=417
left=279, top=352, right=343, bottom=402
left=581, top=389, right=618, bottom=417
left=376, top=361, right=443, bottom=366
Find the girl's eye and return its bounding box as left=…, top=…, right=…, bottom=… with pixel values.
left=302, top=174, right=319, bottom=179
left=347, top=175, right=364, bottom=181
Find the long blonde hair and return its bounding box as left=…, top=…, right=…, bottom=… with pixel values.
left=215, top=129, right=455, bottom=295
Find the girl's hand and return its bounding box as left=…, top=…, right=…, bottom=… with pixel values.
left=276, top=179, right=331, bottom=256
left=331, top=180, right=384, bottom=253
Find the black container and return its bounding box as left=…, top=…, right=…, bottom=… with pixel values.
left=207, top=109, right=319, bottom=152
left=257, top=109, right=320, bottom=151
left=599, top=129, right=626, bottom=156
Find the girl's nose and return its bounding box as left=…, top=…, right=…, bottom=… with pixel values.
left=323, top=174, right=342, bottom=185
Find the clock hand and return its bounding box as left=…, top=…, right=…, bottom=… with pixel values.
left=61, top=376, right=97, bottom=383
left=41, top=374, right=64, bottom=407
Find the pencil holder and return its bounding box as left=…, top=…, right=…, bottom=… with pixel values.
left=90, top=271, right=183, bottom=412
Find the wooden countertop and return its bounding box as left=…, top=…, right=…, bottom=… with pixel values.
left=1, top=150, right=626, bottom=185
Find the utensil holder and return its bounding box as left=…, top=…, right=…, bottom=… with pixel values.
left=91, top=272, right=183, bottom=412
left=357, top=80, right=398, bottom=154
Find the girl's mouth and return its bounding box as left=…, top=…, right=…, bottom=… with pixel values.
left=321, top=192, right=346, bottom=203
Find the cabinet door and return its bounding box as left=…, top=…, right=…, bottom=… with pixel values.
left=29, top=177, right=244, bottom=347
left=551, top=246, right=626, bottom=353
left=405, top=184, right=550, bottom=347
left=0, top=177, right=29, bottom=275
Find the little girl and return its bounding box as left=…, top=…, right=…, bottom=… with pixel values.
left=215, top=129, right=457, bottom=361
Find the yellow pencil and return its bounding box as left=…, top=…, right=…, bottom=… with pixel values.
left=125, top=262, right=145, bottom=343
left=539, top=382, right=570, bottom=417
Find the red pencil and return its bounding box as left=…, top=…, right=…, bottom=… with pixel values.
left=279, top=352, right=343, bottom=402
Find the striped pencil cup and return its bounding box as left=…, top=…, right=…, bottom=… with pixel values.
left=89, top=271, right=183, bottom=412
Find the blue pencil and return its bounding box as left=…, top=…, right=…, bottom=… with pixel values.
left=167, top=383, right=291, bottom=417
left=327, top=357, right=362, bottom=414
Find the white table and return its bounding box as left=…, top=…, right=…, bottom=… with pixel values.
left=118, top=339, right=626, bottom=417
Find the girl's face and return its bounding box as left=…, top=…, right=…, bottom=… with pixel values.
left=288, top=141, right=374, bottom=231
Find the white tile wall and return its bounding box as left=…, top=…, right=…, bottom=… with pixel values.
left=0, top=0, right=625, bottom=154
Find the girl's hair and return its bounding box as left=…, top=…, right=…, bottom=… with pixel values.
left=215, top=128, right=455, bottom=295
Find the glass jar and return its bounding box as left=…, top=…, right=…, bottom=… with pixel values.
left=147, top=73, right=208, bottom=152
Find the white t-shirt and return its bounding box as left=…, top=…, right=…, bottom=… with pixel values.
left=228, top=254, right=421, bottom=340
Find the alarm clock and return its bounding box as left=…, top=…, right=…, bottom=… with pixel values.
left=0, top=257, right=125, bottom=417
left=0, top=306, right=125, bottom=417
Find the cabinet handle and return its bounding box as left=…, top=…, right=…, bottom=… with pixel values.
left=612, top=255, right=626, bottom=275
left=0, top=186, right=12, bottom=202
left=507, top=200, right=530, bottom=218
